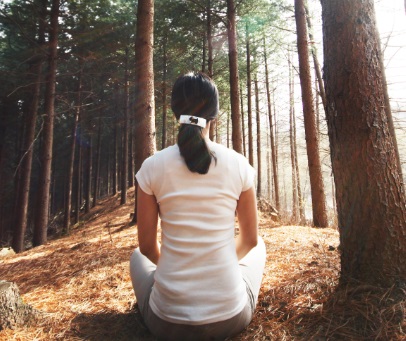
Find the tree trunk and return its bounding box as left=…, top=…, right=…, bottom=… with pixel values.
left=304, top=1, right=327, bottom=112
left=207, top=0, right=216, bottom=141
left=293, top=102, right=305, bottom=223
left=92, top=118, right=102, bottom=208
left=113, top=94, right=119, bottom=196
left=133, top=0, right=156, bottom=224
left=264, top=39, right=279, bottom=210
left=121, top=48, right=130, bottom=205
left=64, top=68, right=82, bottom=232
left=12, top=0, right=46, bottom=253
left=84, top=135, right=92, bottom=213
left=321, top=0, right=406, bottom=286
left=161, top=34, right=168, bottom=150
left=201, top=33, right=206, bottom=74
left=226, top=0, right=242, bottom=154
left=295, top=0, right=328, bottom=227
left=74, top=136, right=82, bottom=224
left=33, top=0, right=60, bottom=247
left=240, top=85, right=246, bottom=157
left=128, top=117, right=134, bottom=187
left=245, top=23, right=253, bottom=167
left=254, top=76, right=261, bottom=197
left=289, top=57, right=299, bottom=222
left=226, top=110, right=230, bottom=148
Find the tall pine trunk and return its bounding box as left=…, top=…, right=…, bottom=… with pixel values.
left=226, top=0, right=242, bottom=154
left=304, top=1, right=327, bottom=111
left=12, top=0, right=46, bottom=252
left=289, top=57, right=299, bottom=222
left=240, top=85, right=246, bottom=157
left=133, top=0, right=156, bottom=224
left=92, top=118, right=102, bottom=208
left=63, top=68, right=82, bottom=232
left=74, top=135, right=82, bottom=224
left=206, top=0, right=216, bottom=141
left=161, top=34, right=168, bottom=150
left=264, top=39, right=279, bottom=210
left=121, top=48, right=130, bottom=205
left=321, top=0, right=406, bottom=286
left=245, top=23, right=253, bottom=166
left=33, top=0, right=59, bottom=247
left=255, top=76, right=261, bottom=197
left=294, top=0, right=328, bottom=227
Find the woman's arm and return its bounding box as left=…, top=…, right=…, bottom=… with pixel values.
left=137, top=185, right=160, bottom=265
left=235, top=186, right=258, bottom=260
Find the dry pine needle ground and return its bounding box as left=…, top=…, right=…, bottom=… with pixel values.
left=0, top=188, right=404, bottom=340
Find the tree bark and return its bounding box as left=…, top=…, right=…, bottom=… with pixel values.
left=92, top=118, right=102, bottom=208
left=289, top=57, right=299, bottom=222
left=74, top=135, right=82, bottom=224
left=33, top=0, right=60, bottom=247
left=206, top=0, right=216, bottom=141
left=245, top=23, right=253, bottom=167
left=226, top=0, right=243, bottom=154
left=294, top=0, right=328, bottom=227
left=113, top=89, right=119, bottom=196
left=64, top=68, right=82, bottom=232
left=321, top=0, right=406, bottom=286
left=255, top=76, right=261, bottom=197
left=84, top=135, right=92, bottom=213
left=161, top=34, right=168, bottom=150
left=133, top=0, right=156, bottom=224
left=121, top=48, right=130, bottom=205
left=304, top=1, right=327, bottom=112
left=264, top=39, right=280, bottom=210
left=12, top=0, right=46, bottom=253
left=240, top=85, right=246, bottom=157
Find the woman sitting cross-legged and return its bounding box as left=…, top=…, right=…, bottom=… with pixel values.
left=130, top=72, right=266, bottom=341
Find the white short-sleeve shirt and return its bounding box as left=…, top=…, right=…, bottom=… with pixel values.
left=136, top=139, right=255, bottom=325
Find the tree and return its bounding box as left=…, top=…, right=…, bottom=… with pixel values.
left=321, top=0, right=406, bottom=286
left=294, top=0, right=328, bottom=227
left=226, top=0, right=242, bottom=154
left=33, top=0, right=60, bottom=247
left=254, top=75, right=262, bottom=197
left=12, top=0, right=46, bottom=253
left=288, top=53, right=298, bottom=222
left=133, top=0, right=156, bottom=223
left=121, top=47, right=130, bottom=205
left=245, top=22, right=254, bottom=167
left=63, top=67, right=82, bottom=232
left=264, top=37, right=279, bottom=210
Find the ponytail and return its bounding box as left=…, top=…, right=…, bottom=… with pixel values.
left=177, top=125, right=215, bottom=174
left=171, top=72, right=219, bottom=175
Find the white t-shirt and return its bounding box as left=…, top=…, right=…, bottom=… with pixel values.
left=135, top=139, right=255, bottom=325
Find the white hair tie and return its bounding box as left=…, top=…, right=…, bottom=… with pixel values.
left=179, top=115, right=207, bottom=128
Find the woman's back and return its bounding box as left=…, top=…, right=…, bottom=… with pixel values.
left=136, top=140, right=255, bottom=324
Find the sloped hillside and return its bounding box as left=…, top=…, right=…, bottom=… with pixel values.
left=0, top=188, right=345, bottom=340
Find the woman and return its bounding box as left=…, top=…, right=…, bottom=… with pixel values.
left=130, top=72, right=266, bottom=340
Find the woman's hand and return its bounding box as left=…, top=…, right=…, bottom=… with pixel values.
left=137, top=185, right=160, bottom=264
left=235, top=186, right=258, bottom=260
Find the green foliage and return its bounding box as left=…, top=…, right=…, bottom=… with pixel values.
left=0, top=0, right=289, bottom=243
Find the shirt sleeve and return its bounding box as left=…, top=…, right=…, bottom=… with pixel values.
left=237, top=153, right=256, bottom=192
left=135, top=156, right=155, bottom=195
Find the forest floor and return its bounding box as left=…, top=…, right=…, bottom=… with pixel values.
left=0, top=188, right=404, bottom=340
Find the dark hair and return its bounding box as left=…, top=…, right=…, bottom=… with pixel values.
left=171, top=72, right=219, bottom=174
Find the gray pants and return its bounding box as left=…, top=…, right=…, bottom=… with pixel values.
left=130, top=237, right=266, bottom=341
